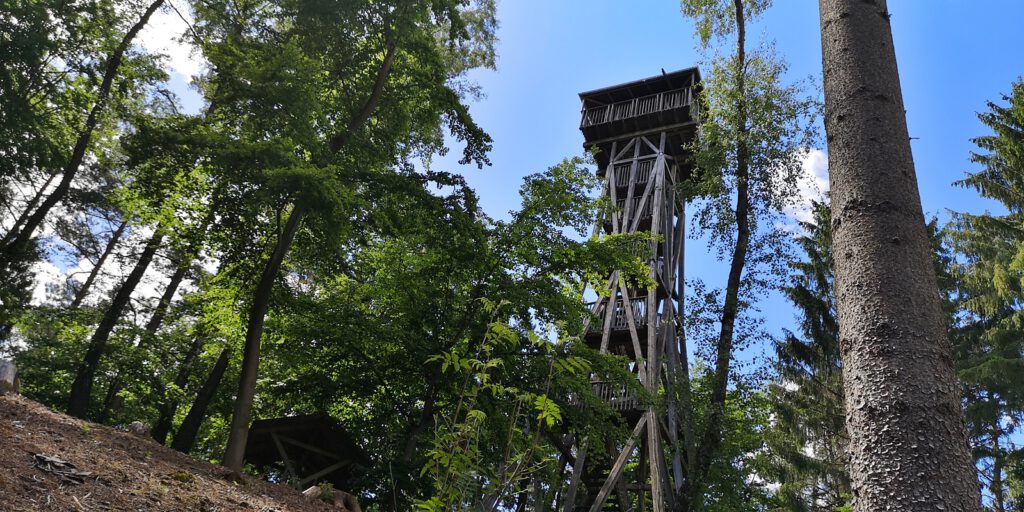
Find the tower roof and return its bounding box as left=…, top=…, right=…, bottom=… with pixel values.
left=578, top=67, right=701, bottom=105
left=578, top=67, right=701, bottom=156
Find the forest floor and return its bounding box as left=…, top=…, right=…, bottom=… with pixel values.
left=0, top=394, right=335, bottom=511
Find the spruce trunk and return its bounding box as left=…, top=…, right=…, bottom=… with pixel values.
left=817, top=0, right=981, bottom=509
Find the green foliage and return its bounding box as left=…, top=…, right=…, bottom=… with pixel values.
left=687, top=48, right=818, bottom=266
left=686, top=368, right=775, bottom=512
left=949, top=78, right=1024, bottom=507
left=760, top=202, right=850, bottom=512
left=681, top=0, right=770, bottom=46
left=678, top=0, right=821, bottom=506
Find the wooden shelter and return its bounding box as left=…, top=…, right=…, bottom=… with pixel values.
left=563, top=67, right=700, bottom=512
left=243, top=414, right=369, bottom=490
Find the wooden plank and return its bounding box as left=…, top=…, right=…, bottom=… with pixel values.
left=280, top=435, right=343, bottom=460
left=617, top=282, right=648, bottom=382
left=298, top=460, right=349, bottom=488
left=271, top=433, right=298, bottom=484
left=587, top=415, right=648, bottom=512
left=562, top=440, right=589, bottom=512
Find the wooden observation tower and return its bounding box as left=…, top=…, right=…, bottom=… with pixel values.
left=565, top=68, right=700, bottom=512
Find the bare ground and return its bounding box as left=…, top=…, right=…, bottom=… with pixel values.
left=0, top=394, right=336, bottom=511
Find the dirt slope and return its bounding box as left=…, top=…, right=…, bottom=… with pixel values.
left=0, top=394, right=335, bottom=511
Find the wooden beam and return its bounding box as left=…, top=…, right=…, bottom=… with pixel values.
left=587, top=415, right=648, bottom=512
left=584, top=121, right=697, bottom=149
left=608, top=437, right=634, bottom=512
left=298, top=460, right=350, bottom=488
left=622, top=138, right=642, bottom=232
left=646, top=410, right=666, bottom=512
left=618, top=281, right=648, bottom=383
left=613, top=138, right=637, bottom=161
left=599, top=272, right=619, bottom=354
left=271, top=433, right=298, bottom=484
left=562, top=440, right=589, bottom=512
left=280, top=435, right=344, bottom=460
left=628, top=155, right=659, bottom=233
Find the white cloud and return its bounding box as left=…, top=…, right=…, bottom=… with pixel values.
left=782, top=148, right=829, bottom=226
left=30, top=260, right=66, bottom=306
left=138, top=3, right=205, bottom=79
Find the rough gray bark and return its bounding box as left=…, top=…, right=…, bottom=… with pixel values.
left=817, top=0, right=981, bottom=509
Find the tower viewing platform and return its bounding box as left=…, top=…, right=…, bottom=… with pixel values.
left=579, top=67, right=700, bottom=169
left=565, top=66, right=700, bottom=512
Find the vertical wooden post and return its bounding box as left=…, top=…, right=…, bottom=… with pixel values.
left=575, top=69, right=698, bottom=510
left=563, top=440, right=589, bottom=512
left=271, top=432, right=298, bottom=485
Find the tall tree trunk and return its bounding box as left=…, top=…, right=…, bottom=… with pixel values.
left=401, top=369, right=439, bottom=462
left=143, top=261, right=188, bottom=334
left=99, top=216, right=211, bottom=423
left=686, top=0, right=749, bottom=506
left=222, top=204, right=306, bottom=471
left=817, top=1, right=981, bottom=509
left=152, top=333, right=206, bottom=444
left=0, top=0, right=165, bottom=264
left=70, top=218, right=129, bottom=309
left=991, top=410, right=1005, bottom=512
left=221, top=39, right=397, bottom=473
left=97, top=259, right=188, bottom=423
left=171, top=347, right=229, bottom=453
left=67, top=227, right=164, bottom=418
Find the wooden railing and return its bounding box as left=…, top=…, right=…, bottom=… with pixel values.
left=581, top=88, right=691, bottom=128
left=615, top=197, right=653, bottom=220
left=587, top=298, right=648, bottom=333
left=566, top=381, right=642, bottom=413
left=611, top=158, right=657, bottom=188
left=590, top=381, right=641, bottom=412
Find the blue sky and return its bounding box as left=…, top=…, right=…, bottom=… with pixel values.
left=445, top=0, right=1024, bottom=223
left=143, top=1, right=1024, bottom=363
left=421, top=0, right=1024, bottom=364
